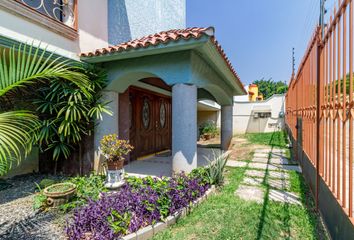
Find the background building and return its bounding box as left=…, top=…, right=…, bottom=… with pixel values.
left=233, top=92, right=285, bottom=134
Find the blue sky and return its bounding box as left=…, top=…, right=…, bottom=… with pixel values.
left=186, top=0, right=327, bottom=85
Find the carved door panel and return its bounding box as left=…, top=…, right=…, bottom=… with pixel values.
left=154, top=97, right=172, bottom=152
left=129, top=87, right=172, bottom=159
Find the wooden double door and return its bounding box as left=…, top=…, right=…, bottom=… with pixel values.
left=129, top=87, right=172, bottom=159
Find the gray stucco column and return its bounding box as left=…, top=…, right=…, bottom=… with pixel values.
left=221, top=105, right=233, bottom=151
left=172, top=84, right=197, bottom=173
left=94, top=91, right=119, bottom=173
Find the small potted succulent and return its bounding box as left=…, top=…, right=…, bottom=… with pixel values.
left=100, top=134, right=134, bottom=170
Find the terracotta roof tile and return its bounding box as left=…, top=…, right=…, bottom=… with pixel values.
left=80, top=27, right=244, bottom=91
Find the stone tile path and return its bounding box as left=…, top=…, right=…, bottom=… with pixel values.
left=229, top=148, right=303, bottom=205
left=226, top=161, right=247, bottom=168
left=235, top=185, right=264, bottom=204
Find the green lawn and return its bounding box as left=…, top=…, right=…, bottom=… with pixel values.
left=153, top=131, right=328, bottom=240
left=245, top=130, right=289, bottom=149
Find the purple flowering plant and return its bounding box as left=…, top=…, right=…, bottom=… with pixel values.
left=65, top=171, right=210, bottom=240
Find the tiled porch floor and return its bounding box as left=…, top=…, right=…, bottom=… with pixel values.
left=125, top=147, right=221, bottom=177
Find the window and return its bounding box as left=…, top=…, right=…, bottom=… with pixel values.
left=259, top=112, right=271, bottom=118
left=142, top=98, right=150, bottom=129
left=254, top=112, right=271, bottom=118
left=0, top=0, right=79, bottom=39
left=17, top=0, right=76, bottom=28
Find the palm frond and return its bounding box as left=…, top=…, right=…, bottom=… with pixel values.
left=0, top=111, right=39, bottom=176
left=0, top=44, right=91, bottom=98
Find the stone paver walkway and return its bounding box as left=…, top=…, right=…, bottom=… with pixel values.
left=229, top=147, right=303, bottom=205
left=226, top=161, right=247, bottom=168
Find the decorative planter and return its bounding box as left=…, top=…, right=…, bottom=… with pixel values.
left=105, top=160, right=125, bottom=190
left=107, top=160, right=124, bottom=170
left=203, top=133, right=211, bottom=140
left=43, top=182, right=76, bottom=207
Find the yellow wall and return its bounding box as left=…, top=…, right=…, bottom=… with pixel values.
left=248, top=85, right=258, bottom=102
left=248, top=84, right=263, bottom=102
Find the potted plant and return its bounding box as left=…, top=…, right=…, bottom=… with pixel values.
left=100, top=134, right=134, bottom=170
left=100, top=134, right=133, bottom=189
left=43, top=182, right=76, bottom=207
left=199, top=121, right=218, bottom=140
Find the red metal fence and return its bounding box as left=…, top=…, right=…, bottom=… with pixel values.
left=286, top=0, right=354, bottom=221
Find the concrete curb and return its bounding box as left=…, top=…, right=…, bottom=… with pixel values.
left=122, top=185, right=216, bottom=240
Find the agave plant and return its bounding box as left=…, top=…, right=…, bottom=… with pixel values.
left=0, top=44, right=90, bottom=176
left=205, top=150, right=229, bottom=186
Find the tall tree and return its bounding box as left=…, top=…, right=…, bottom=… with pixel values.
left=252, top=78, right=288, bottom=100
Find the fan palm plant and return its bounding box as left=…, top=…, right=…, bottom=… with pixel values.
left=0, top=44, right=90, bottom=176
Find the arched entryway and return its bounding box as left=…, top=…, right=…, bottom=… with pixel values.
left=119, top=78, right=172, bottom=161
left=85, top=33, right=246, bottom=175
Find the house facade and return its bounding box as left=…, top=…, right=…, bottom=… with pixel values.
left=233, top=94, right=285, bottom=134
left=0, top=0, right=245, bottom=176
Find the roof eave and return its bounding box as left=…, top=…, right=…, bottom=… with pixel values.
left=80, top=35, right=246, bottom=96
left=197, top=40, right=246, bottom=96
left=80, top=36, right=210, bottom=64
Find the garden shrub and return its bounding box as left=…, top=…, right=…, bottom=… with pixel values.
left=199, top=121, right=218, bottom=137
left=38, top=178, right=57, bottom=189
left=33, top=192, right=47, bottom=210
left=65, top=172, right=210, bottom=240
left=32, top=174, right=107, bottom=211
left=60, top=174, right=107, bottom=212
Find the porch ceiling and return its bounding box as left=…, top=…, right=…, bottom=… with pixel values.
left=80, top=27, right=246, bottom=98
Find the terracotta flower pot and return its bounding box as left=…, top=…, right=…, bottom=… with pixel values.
left=107, top=160, right=124, bottom=170
left=203, top=133, right=211, bottom=140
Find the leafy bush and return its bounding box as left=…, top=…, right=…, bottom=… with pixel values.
left=38, top=178, right=57, bottom=189
left=60, top=174, right=107, bottom=212
left=189, top=167, right=210, bottom=185
left=199, top=121, right=218, bottom=137
left=33, top=182, right=48, bottom=210
left=32, top=174, right=106, bottom=211
left=33, top=66, right=112, bottom=173
left=33, top=192, right=47, bottom=210
left=65, top=172, right=209, bottom=240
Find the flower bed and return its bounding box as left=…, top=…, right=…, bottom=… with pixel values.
left=65, top=172, right=210, bottom=240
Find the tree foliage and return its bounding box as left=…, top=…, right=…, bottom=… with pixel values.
left=252, top=78, right=288, bottom=100
left=33, top=65, right=112, bottom=171
left=0, top=44, right=90, bottom=176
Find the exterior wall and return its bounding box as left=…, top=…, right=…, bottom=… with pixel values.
left=3, top=148, right=39, bottom=178
left=108, top=0, right=186, bottom=45
left=233, top=94, right=285, bottom=134
left=0, top=1, right=109, bottom=59
left=197, top=111, right=220, bottom=128
left=77, top=1, right=109, bottom=53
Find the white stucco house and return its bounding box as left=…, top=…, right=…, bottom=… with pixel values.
left=0, top=0, right=246, bottom=177
left=233, top=94, right=285, bottom=134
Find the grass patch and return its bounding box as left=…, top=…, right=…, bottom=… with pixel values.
left=246, top=131, right=289, bottom=148
left=153, top=131, right=328, bottom=240
left=153, top=166, right=326, bottom=240
left=289, top=171, right=302, bottom=194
